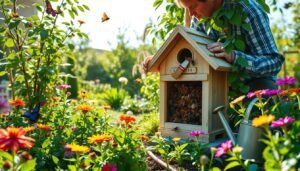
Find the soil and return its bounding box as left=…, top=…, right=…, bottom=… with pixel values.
left=146, top=152, right=198, bottom=171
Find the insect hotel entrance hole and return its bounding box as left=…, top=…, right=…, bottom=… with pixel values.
left=167, top=81, right=202, bottom=125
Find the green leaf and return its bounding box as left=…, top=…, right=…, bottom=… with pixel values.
left=0, top=151, right=13, bottom=161
left=40, top=29, right=48, bottom=40
left=224, top=161, right=241, bottom=171
left=52, top=155, right=59, bottom=164
left=225, top=10, right=234, bottom=19
left=8, top=19, right=21, bottom=29
left=68, top=165, right=77, bottom=171
left=0, top=71, right=7, bottom=77
left=248, top=164, right=258, bottom=171
left=77, top=5, right=84, bottom=12
left=236, top=57, right=248, bottom=67
left=242, top=23, right=251, bottom=32
left=4, top=38, right=14, bottom=47
left=82, top=4, right=90, bottom=10
left=42, top=138, right=50, bottom=148
left=230, top=12, right=242, bottom=25
left=234, top=39, right=245, bottom=51
left=20, top=159, right=36, bottom=171
left=211, top=167, right=221, bottom=171
left=68, top=9, right=75, bottom=19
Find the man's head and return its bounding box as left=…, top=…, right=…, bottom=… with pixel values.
left=175, top=0, right=223, bottom=19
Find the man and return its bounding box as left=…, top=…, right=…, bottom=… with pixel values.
left=144, top=0, right=284, bottom=91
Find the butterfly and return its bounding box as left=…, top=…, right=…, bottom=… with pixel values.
left=46, top=0, right=60, bottom=17
left=101, top=12, right=110, bottom=23
left=22, top=103, right=41, bottom=122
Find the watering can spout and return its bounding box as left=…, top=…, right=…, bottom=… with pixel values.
left=213, top=106, right=237, bottom=145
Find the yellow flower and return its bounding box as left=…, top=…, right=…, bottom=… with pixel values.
left=173, top=137, right=180, bottom=143
left=76, top=104, right=93, bottom=113
left=230, top=95, right=245, bottom=105
left=23, top=126, right=35, bottom=133
left=65, top=144, right=89, bottom=153
left=88, top=134, right=113, bottom=144
left=252, top=115, right=275, bottom=127
left=79, top=90, right=88, bottom=99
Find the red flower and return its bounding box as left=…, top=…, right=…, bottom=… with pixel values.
left=0, top=127, right=35, bottom=152
left=119, top=114, right=136, bottom=125
left=9, top=98, right=25, bottom=107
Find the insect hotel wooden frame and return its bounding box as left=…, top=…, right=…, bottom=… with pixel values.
left=148, top=25, right=231, bottom=142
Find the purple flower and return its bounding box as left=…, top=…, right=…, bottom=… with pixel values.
left=215, top=140, right=232, bottom=157
left=56, top=84, right=71, bottom=89
left=0, top=98, right=10, bottom=113
left=64, top=151, right=75, bottom=158
left=276, top=76, right=297, bottom=86
left=271, top=116, right=295, bottom=128
left=263, top=89, right=282, bottom=96
left=189, top=130, right=205, bottom=137
left=102, top=163, right=117, bottom=171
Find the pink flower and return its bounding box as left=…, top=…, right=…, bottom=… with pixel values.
left=263, top=89, right=282, bottom=96
left=56, top=84, right=71, bottom=89
left=215, top=140, right=232, bottom=157
left=189, top=130, right=205, bottom=137
left=271, top=116, right=295, bottom=128
left=276, top=77, right=296, bottom=86
left=102, top=163, right=117, bottom=171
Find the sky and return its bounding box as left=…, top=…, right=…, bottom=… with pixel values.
left=74, top=0, right=293, bottom=51
left=77, top=0, right=159, bottom=51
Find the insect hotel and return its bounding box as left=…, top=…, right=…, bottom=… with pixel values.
left=148, top=25, right=231, bottom=142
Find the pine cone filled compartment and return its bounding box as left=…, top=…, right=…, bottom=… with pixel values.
left=167, top=81, right=202, bottom=125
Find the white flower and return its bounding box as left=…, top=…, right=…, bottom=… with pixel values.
left=118, top=77, right=128, bottom=84
left=126, top=111, right=133, bottom=115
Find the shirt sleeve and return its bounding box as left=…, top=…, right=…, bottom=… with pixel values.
left=233, top=2, right=284, bottom=78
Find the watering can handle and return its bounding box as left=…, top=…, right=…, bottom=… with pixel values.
left=244, top=97, right=260, bottom=122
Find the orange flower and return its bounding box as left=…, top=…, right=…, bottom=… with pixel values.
left=139, top=135, right=149, bottom=142
left=36, top=124, right=51, bottom=131
left=230, top=95, right=245, bottom=105
left=288, top=88, right=300, bottom=93
left=52, top=97, right=60, bottom=102
left=252, top=115, right=275, bottom=127
left=134, top=78, right=142, bottom=84
left=88, top=134, right=113, bottom=144
left=0, top=113, right=9, bottom=117
left=9, top=98, right=25, bottom=107
left=65, top=144, right=89, bottom=153
left=279, top=90, right=289, bottom=96
left=0, top=127, right=35, bottom=152
left=23, top=126, right=35, bottom=133
left=76, top=104, right=93, bottom=113
left=101, top=105, right=111, bottom=110
left=119, top=114, right=136, bottom=124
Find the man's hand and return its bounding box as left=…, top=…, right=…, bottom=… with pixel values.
left=142, top=56, right=154, bottom=73
left=207, top=42, right=234, bottom=63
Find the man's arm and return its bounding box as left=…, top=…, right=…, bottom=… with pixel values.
left=233, top=1, right=284, bottom=77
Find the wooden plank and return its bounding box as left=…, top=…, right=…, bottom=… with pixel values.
left=160, top=81, right=167, bottom=128
left=202, top=80, right=210, bottom=133
left=165, top=122, right=202, bottom=131
left=160, top=74, right=208, bottom=81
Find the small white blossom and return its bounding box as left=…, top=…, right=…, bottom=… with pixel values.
left=118, top=77, right=128, bottom=84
